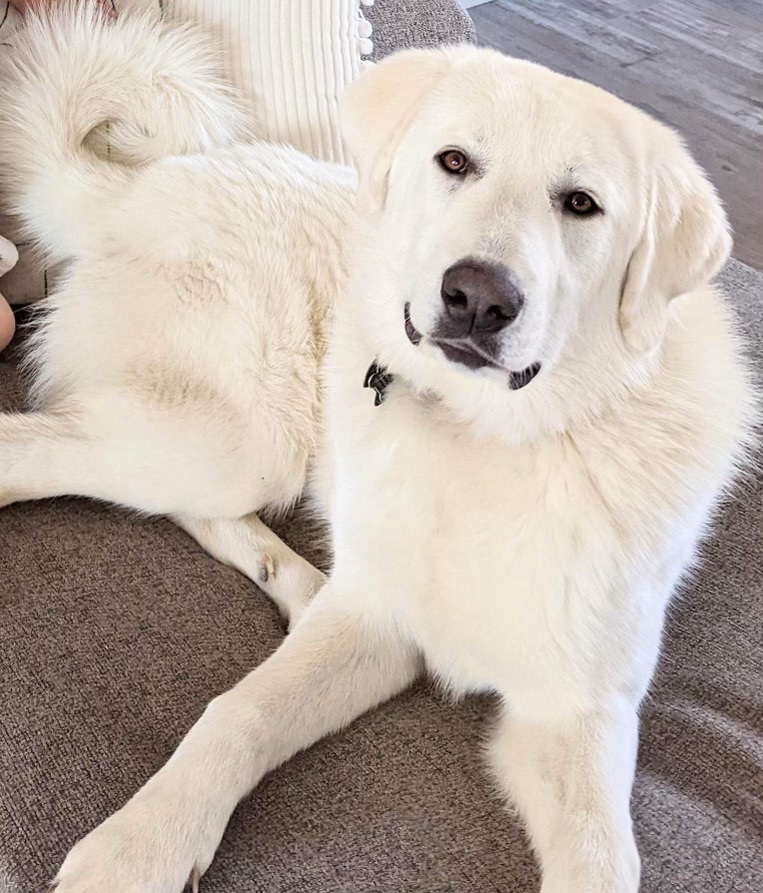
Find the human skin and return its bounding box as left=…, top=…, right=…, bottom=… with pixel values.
left=0, top=298, right=13, bottom=352
left=0, top=237, right=17, bottom=352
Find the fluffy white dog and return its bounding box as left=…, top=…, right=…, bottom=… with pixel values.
left=0, top=6, right=756, bottom=893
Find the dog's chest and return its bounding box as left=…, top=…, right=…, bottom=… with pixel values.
left=327, top=383, right=640, bottom=696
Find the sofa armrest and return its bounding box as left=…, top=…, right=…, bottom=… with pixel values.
left=366, top=0, right=476, bottom=60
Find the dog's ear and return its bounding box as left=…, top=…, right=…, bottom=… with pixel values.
left=619, top=137, right=731, bottom=354
left=340, top=49, right=454, bottom=213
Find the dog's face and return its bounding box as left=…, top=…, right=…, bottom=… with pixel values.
left=342, top=49, right=730, bottom=440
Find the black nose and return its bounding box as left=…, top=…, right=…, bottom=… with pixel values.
left=440, top=258, right=524, bottom=338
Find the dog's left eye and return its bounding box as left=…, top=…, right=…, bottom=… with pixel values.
left=437, top=149, right=470, bottom=175
left=563, top=191, right=601, bottom=216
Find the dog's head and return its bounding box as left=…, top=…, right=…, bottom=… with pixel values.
left=341, top=48, right=730, bottom=441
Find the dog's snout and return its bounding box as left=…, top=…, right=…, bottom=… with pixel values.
left=440, top=259, right=524, bottom=337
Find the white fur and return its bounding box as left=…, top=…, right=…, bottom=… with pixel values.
left=0, top=6, right=756, bottom=893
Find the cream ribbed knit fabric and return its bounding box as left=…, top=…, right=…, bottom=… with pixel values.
left=163, top=0, right=373, bottom=163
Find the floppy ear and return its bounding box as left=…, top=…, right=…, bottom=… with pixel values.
left=619, top=141, right=731, bottom=354
left=340, top=49, right=455, bottom=213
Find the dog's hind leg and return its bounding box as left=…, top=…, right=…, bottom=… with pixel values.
left=0, top=406, right=182, bottom=510
left=173, top=513, right=327, bottom=627
left=0, top=402, right=288, bottom=519
left=0, top=409, right=322, bottom=619
left=0, top=408, right=88, bottom=508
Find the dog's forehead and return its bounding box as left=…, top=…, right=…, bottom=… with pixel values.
left=423, top=56, right=646, bottom=174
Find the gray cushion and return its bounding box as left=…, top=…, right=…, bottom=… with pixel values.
left=366, top=0, right=476, bottom=60
left=1, top=258, right=761, bottom=892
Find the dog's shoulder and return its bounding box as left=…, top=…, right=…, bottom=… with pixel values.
left=566, top=284, right=756, bottom=554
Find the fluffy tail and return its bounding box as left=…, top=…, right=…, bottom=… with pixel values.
left=0, top=1, right=250, bottom=260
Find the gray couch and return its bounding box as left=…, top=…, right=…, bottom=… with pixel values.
left=1, top=3, right=761, bottom=892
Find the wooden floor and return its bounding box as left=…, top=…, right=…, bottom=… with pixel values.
left=471, top=0, right=763, bottom=270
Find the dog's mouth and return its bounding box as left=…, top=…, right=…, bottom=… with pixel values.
left=404, top=303, right=423, bottom=346
left=403, top=303, right=540, bottom=391
left=507, top=363, right=541, bottom=390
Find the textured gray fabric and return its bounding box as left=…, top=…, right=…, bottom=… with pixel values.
left=366, top=0, right=476, bottom=61
left=1, top=259, right=761, bottom=893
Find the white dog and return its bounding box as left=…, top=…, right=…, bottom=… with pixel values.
left=0, top=6, right=756, bottom=893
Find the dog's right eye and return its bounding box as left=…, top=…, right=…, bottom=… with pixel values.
left=437, top=149, right=470, bottom=175
left=563, top=191, right=601, bottom=216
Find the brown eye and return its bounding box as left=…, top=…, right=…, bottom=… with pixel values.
left=564, top=191, right=600, bottom=216
left=437, top=149, right=469, bottom=175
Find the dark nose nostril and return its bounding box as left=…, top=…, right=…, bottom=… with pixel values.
left=487, top=304, right=511, bottom=322
left=443, top=289, right=469, bottom=311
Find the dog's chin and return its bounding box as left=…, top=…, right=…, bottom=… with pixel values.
left=403, top=303, right=541, bottom=391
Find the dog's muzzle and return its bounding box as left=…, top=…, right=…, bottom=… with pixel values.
left=404, top=303, right=540, bottom=391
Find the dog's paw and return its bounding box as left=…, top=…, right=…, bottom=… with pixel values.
left=51, top=791, right=219, bottom=893
left=540, top=845, right=640, bottom=893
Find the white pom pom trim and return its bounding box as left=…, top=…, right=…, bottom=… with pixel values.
left=357, top=3, right=374, bottom=60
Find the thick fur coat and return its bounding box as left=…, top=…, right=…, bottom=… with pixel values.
left=0, top=6, right=756, bottom=892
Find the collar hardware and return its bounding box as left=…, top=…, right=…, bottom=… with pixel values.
left=363, top=360, right=394, bottom=406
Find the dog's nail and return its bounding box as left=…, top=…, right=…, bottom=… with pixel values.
left=45, top=883, right=58, bottom=893
left=258, top=555, right=275, bottom=583
left=189, top=865, right=200, bottom=893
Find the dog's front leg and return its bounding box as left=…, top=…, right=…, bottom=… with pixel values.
left=489, top=696, right=640, bottom=893
left=52, top=590, right=420, bottom=893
